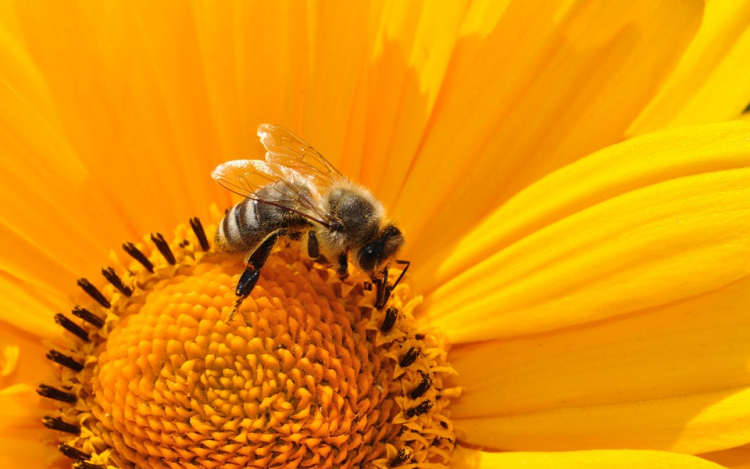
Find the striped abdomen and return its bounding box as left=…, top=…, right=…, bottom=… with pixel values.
left=216, top=186, right=310, bottom=254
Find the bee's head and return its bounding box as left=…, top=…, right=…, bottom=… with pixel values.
left=356, top=224, right=404, bottom=275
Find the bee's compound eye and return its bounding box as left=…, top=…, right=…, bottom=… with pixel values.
left=357, top=242, right=382, bottom=273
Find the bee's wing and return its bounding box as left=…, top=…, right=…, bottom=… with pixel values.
left=257, top=124, right=346, bottom=188
left=211, top=159, right=333, bottom=227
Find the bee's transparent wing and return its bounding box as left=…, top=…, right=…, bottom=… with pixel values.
left=257, top=124, right=346, bottom=187
left=211, top=159, right=333, bottom=226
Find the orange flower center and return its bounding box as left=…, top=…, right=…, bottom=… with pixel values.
left=40, top=215, right=458, bottom=469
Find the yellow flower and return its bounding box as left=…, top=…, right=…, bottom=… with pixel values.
left=1, top=0, right=750, bottom=468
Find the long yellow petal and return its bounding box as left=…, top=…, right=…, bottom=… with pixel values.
left=701, top=444, right=750, bottom=469
left=629, top=0, right=750, bottom=135
left=451, top=447, right=726, bottom=469
left=0, top=320, right=49, bottom=386
left=0, top=384, right=60, bottom=466
left=448, top=275, right=750, bottom=454
left=420, top=121, right=750, bottom=344
left=454, top=387, right=750, bottom=455
left=394, top=0, right=702, bottom=265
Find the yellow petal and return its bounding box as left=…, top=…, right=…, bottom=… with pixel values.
left=451, top=446, right=726, bottom=469
left=420, top=121, right=750, bottom=343
left=0, top=439, right=60, bottom=467
left=448, top=275, right=750, bottom=454
left=0, top=385, right=60, bottom=467
left=629, top=0, right=750, bottom=135
left=354, top=0, right=474, bottom=203
left=700, top=444, right=750, bottom=469
left=0, top=384, right=49, bottom=440
left=0, top=320, right=51, bottom=386
left=454, top=387, right=750, bottom=455
left=394, top=0, right=702, bottom=266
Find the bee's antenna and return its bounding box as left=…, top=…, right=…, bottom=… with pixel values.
left=391, top=259, right=411, bottom=290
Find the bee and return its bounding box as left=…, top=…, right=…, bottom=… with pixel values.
left=212, top=124, right=409, bottom=316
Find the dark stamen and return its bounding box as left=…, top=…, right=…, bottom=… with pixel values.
left=406, top=399, right=433, bottom=418
left=71, top=306, right=104, bottom=328
left=101, top=267, right=132, bottom=297
left=399, top=347, right=419, bottom=368
left=74, top=463, right=106, bottom=469
left=363, top=282, right=372, bottom=291
left=122, top=242, right=154, bottom=273
left=37, top=384, right=77, bottom=403
left=46, top=350, right=84, bottom=372
left=389, top=448, right=411, bottom=467
left=415, top=333, right=425, bottom=340
left=380, top=307, right=398, bottom=333
left=409, top=372, right=433, bottom=399
left=190, top=217, right=210, bottom=251
left=42, top=416, right=80, bottom=434
left=59, top=443, right=90, bottom=460
left=54, top=314, right=89, bottom=342
left=151, top=233, right=176, bottom=265
left=76, top=278, right=110, bottom=309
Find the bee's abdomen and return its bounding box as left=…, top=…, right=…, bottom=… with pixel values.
left=216, top=199, right=267, bottom=253
left=216, top=194, right=311, bottom=254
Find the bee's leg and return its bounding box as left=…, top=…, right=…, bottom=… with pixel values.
left=337, top=252, right=349, bottom=281
left=307, top=231, right=319, bottom=259
left=374, top=267, right=390, bottom=310
left=229, top=230, right=282, bottom=320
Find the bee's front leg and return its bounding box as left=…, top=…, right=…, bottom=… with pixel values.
left=229, top=230, right=281, bottom=320
left=373, top=266, right=390, bottom=310
left=337, top=252, right=349, bottom=281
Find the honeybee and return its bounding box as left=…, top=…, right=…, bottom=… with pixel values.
left=213, top=124, right=409, bottom=316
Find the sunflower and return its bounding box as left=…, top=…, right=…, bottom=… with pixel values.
left=1, top=0, right=750, bottom=468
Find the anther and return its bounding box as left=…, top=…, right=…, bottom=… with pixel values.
left=151, top=233, right=176, bottom=265
left=76, top=278, right=110, bottom=309
left=71, top=306, right=104, bottom=328
left=74, top=462, right=106, bottom=469
left=59, top=443, right=90, bottom=461
left=37, top=384, right=77, bottom=403
left=409, top=372, right=433, bottom=399
left=101, top=267, right=132, bottom=297
left=399, top=347, right=419, bottom=368
left=190, top=217, right=210, bottom=251
left=122, top=242, right=154, bottom=273
left=389, top=448, right=412, bottom=467
left=380, top=307, right=398, bottom=333
left=42, top=416, right=80, bottom=434
left=46, top=350, right=84, bottom=372
left=54, top=314, right=90, bottom=342
left=406, top=400, right=434, bottom=418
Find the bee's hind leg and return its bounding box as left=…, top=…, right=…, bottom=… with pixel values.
left=229, top=230, right=282, bottom=320
left=307, top=231, right=320, bottom=260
